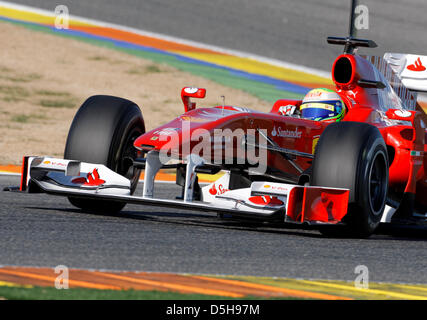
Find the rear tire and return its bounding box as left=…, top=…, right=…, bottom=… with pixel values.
left=311, top=122, right=388, bottom=238
left=64, top=95, right=145, bottom=214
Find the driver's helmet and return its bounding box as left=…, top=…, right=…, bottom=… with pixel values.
left=300, top=88, right=345, bottom=122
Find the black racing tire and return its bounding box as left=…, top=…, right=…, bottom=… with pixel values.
left=64, top=95, right=145, bottom=214
left=311, top=122, right=388, bottom=238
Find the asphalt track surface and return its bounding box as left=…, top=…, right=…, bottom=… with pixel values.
left=1, top=175, right=426, bottom=284
left=8, top=0, right=427, bottom=71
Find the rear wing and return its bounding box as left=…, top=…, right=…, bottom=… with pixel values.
left=384, top=53, right=427, bottom=93
left=382, top=54, right=427, bottom=124
left=363, top=55, right=418, bottom=111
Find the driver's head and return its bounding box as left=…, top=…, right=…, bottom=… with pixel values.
left=300, top=88, right=345, bottom=122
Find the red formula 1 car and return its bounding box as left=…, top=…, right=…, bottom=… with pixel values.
left=13, top=33, right=427, bottom=237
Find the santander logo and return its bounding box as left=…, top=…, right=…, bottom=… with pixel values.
left=271, top=126, right=302, bottom=139
left=209, top=184, right=228, bottom=195
left=72, top=168, right=106, bottom=186
left=407, top=57, right=426, bottom=72
left=209, top=184, right=217, bottom=195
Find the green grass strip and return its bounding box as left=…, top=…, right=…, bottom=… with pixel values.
left=0, top=285, right=294, bottom=300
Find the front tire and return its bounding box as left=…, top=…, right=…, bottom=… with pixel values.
left=312, top=122, right=388, bottom=238
left=64, top=95, right=145, bottom=213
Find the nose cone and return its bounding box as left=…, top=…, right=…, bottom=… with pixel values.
left=134, top=126, right=182, bottom=152
left=134, top=106, right=251, bottom=159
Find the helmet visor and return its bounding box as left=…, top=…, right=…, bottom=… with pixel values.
left=300, top=101, right=343, bottom=121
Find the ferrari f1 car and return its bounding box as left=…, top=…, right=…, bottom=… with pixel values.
left=11, top=18, right=427, bottom=239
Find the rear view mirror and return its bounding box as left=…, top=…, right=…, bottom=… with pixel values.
left=181, top=87, right=206, bottom=112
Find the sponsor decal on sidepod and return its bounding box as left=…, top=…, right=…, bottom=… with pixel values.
left=271, top=126, right=302, bottom=139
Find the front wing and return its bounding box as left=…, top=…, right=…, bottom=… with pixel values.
left=18, top=153, right=350, bottom=224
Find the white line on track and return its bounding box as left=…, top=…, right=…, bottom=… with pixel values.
left=0, top=172, right=20, bottom=176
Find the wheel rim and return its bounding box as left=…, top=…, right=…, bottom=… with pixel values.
left=368, top=152, right=387, bottom=215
